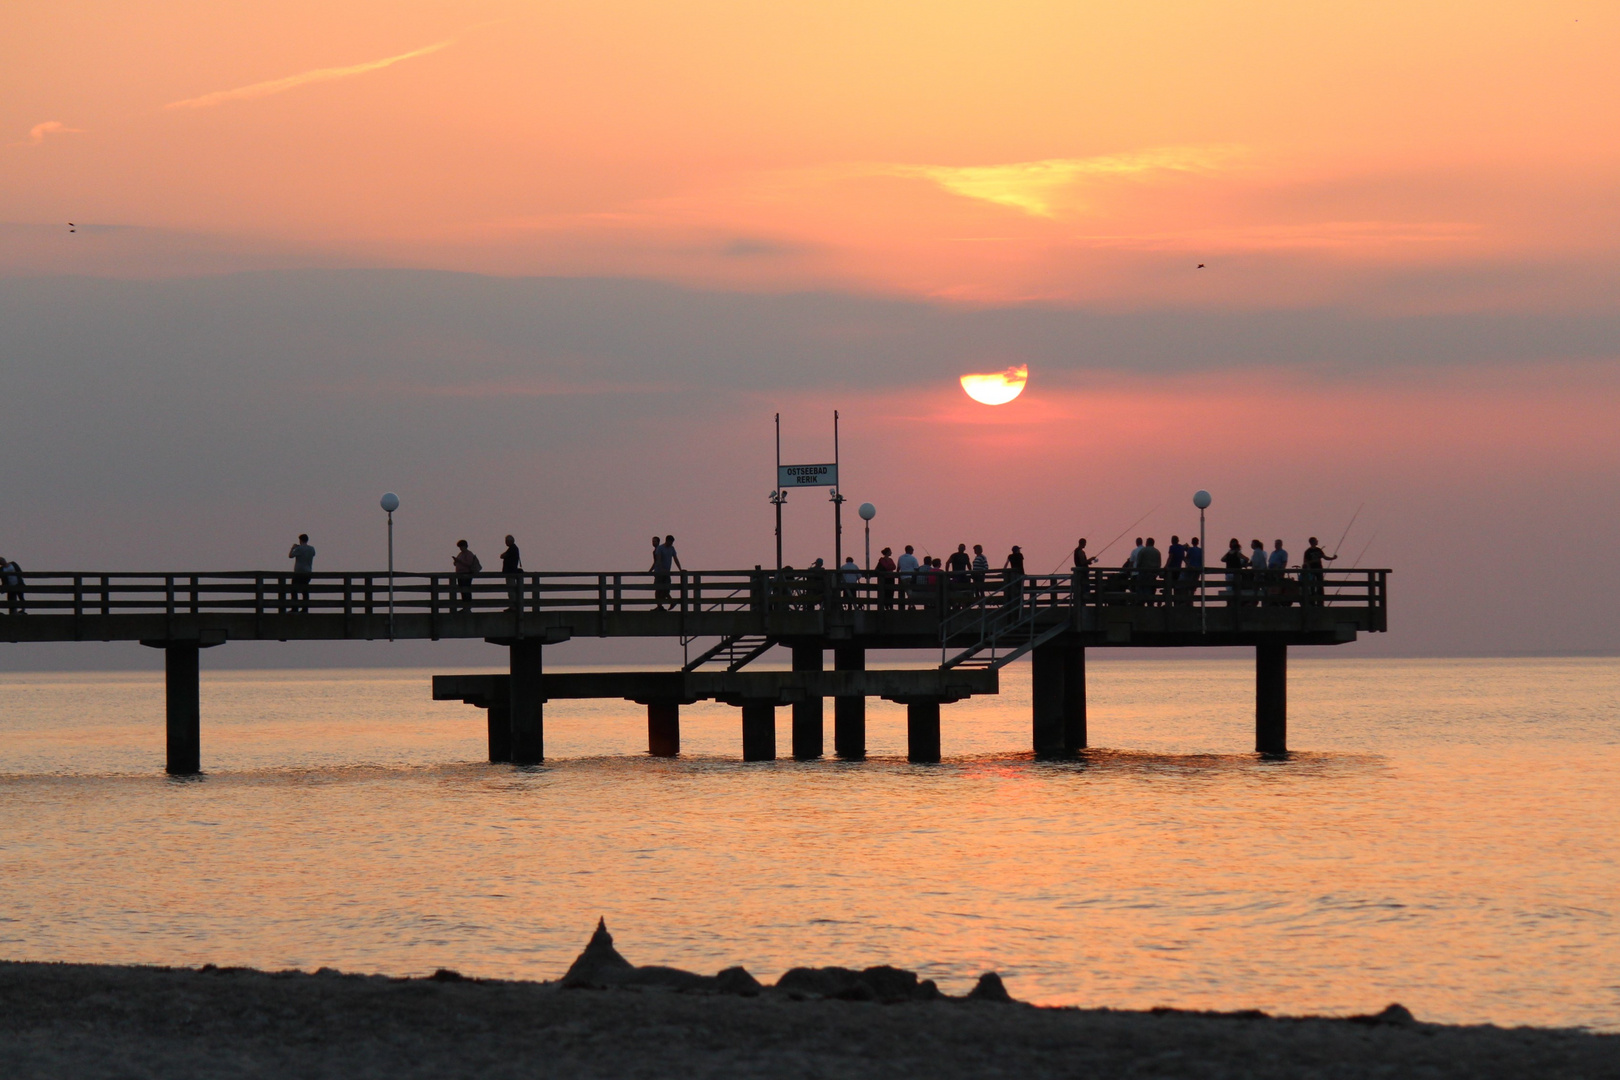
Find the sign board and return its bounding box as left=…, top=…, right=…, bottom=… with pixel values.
left=778, top=463, right=838, bottom=488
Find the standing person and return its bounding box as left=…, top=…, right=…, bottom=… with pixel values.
left=286, top=534, right=315, bottom=614
left=1003, top=545, right=1026, bottom=605
left=1301, top=536, right=1336, bottom=606
left=1164, top=535, right=1186, bottom=605
left=1181, top=537, right=1204, bottom=604
left=1, top=557, right=23, bottom=615
left=875, top=547, right=897, bottom=609
left=650, top=534, right=682, bottom=609
left=841, top=555, right=861, bottom=608
left=1135, top=537, right=1162, bottom=605
left=947, top=543, right=971, bottom=584
left=1071, top=538, right=1096, bottom=605
left=1221, top=538, right=1246, bottom=597
left=971, top=544, right=989, bottom=598
left=453, top=540, right=482, bottom=611
left=501, top=534, right=523, bottom=611
left=1268, top=539, right=1291, bottom=607
left=896, top=545, right=920, bottom=609
left=1247, top=539, right=1268, bottom=603
left=1128, top=538, right=1144, bottom=572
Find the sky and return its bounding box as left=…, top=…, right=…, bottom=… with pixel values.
left=2, top=2, right=1618, bottom=667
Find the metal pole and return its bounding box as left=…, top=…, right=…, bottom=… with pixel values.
left=774, top=413, right=783, bottom=571
left=1199, top=506, right=1206, bottom=635
left=387, top=510, right=395, bottom=641
left=864, top=519, right=870, bottom=571
left=832, top=410, right=843, bottom=570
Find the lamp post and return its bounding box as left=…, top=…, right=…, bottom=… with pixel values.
left=1193, top=489, right=1211, bottom=634
left=858, top=502, right=876, bottom=570
left=380, top=492, right=399, bottom=640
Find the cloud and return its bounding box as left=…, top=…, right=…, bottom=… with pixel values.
left=16, top=121, right=84, bottom=146
left=164, top=39, right=453, bottom=110
left=883, top=146, right=1241, bottom=217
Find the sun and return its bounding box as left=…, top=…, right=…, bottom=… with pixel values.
left=960, top=365, right=1029, bottom=405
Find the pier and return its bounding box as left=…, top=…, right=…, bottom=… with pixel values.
left=0, top=567, right=1388, bottom=772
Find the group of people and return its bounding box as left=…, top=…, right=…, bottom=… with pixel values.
left=865, top=543, right=1026, bottom=609
left=276, top=533, right=528, bottom=614
left=1097, top=534, right=1339, bottom=606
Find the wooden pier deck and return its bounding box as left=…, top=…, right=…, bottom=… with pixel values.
left=0, top=567, right=1388, bottom=771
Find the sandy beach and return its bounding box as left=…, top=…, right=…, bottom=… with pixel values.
left=3, top=925, right=1615, bottom=1079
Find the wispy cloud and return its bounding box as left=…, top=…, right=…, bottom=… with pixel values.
left=15, top=120, right=84, bottom=146
left=883, top=147, right=1241, bottom=216
left=164, top=39, right=453, bottom=110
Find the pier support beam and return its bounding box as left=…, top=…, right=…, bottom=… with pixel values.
left=1256, top=642, right=1287, bottom=755
left=791, top=644, right=823, bottom=760
left=509, top=640, right=545, bottom=765
left=1032, top=638, right=1086, bottom=755
left=165, top=643, right=201, bottom=776
left=906, top=699, right=942, bottom=763
left=833, top=645, right=866, bottom=760
left=647, top=701, right=680, bottom=757
left=741, top=699, right=777, bottom=761
left=486, top=701, right=512, bottom=763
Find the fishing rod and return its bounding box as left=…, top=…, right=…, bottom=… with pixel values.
left=1330, top=502, right=1365, bottom=560
left=1331, top=527, right=1379, bottom=597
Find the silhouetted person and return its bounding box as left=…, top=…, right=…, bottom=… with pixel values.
left=1165, top=535, right=1186, bottom=604
left=1268, top=539, right=1290, bottom=606
left=876, top=547, right=897, bottom=609
left=1135, top=537, right=1162, bottom=604
left=947, top=543, right=971, bottom=585
left=285, top=534, right=315, bottom=614
left=1129, top=537, right=1144, bottom=571
left=1301, top=536, right=1336, bottom=605
left=1221, top=538, right=1246, bottom=597
left=841, top=555, right=860, bottom=607
left=1180, top=537, right=1203, bottom=604
left=650, top=534, right=681, bottom=609
left=501, top=534, right=523, bottom=610
left=971, top=544, right=989, bottom=597
left=1071, top=538, right=1096, bottom=604
left=2, top=557, right=23, bottom=615
left=896, top=545, right=920, bottom=609
left=453, top=540, right=481, bottom=611
left=1003, top=545, right=1025, bottom=604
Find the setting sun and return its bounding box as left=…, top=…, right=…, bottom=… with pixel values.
left=960, top=365, right=1029, bottom=405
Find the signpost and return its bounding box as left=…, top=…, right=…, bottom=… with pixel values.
left=771, top=413, right=849, bottom=570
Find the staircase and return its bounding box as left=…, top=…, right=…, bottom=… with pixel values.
left=940, top=583, right=1068, bottom=670
left=682, top=634, right=776, bottom=672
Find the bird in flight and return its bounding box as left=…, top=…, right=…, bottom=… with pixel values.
left=68, top=222, right=76, bottom=233
left=1196, top=263, right=1205, bottom=269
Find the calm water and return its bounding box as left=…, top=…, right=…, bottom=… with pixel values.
left=2, top=658, right=1618, bottom=1030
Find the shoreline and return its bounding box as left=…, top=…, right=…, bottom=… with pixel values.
left=3, top=927, right=1614, bottom=1079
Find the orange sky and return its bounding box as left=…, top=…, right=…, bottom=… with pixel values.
left=6, top=1, right=1619, bottom=305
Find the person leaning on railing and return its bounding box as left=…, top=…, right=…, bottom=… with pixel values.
left=1, top=557, right=23, bottom=615
left=453, top=540, right=482, bottom=612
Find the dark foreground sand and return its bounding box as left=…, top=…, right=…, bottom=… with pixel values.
left=3, top=927, right=1616, bottom=1080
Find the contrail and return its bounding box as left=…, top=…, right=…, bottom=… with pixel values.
left=165, top=39, right=453, bottom=110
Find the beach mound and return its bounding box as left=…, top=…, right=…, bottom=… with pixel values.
left=558, top=919, right=1009, bottom=1004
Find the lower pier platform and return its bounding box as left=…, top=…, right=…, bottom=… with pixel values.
left=433, top=668, right=998, bottom=762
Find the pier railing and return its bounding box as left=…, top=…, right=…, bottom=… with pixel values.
left=0, top=567, right=1388, bottom=618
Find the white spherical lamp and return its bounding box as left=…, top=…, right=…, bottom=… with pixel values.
left=1192, top=490, right=1212, bottom=510
left=380, top=492, right=400, bottom=513
left=858, top=502, right=876, bottom=521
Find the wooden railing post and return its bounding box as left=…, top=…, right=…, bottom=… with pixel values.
left=100, top=575, right=110, bottom=616
left=598, top=574, right=608, bottom=618
left=189, top=575, right=199, bottom=615
left=165, top=575, right=175, bottom=617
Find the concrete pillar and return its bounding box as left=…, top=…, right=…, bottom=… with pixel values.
left=509, top=640, right=545, bottom=765
left=833, top=644, right=866, bottom=760
left=791, top=644, right=823, bottom=760
left=1256, top=642, right=1287, bottom=754
left=486, top=701, right=512, bottom=763
left=165, top=643, right=201, bottom=776
left=647, top=701, right=680, bottom=757
left=1063, top=641, right=1087, bottom=752
left=1033, top=638, right=1087, bottom=755
left=741, top=700, right=777, bottom=761
left=907, top=699, right=941, bottom=763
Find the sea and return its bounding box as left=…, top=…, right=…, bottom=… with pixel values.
left=1, top=657, right=1617, bottom=1031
